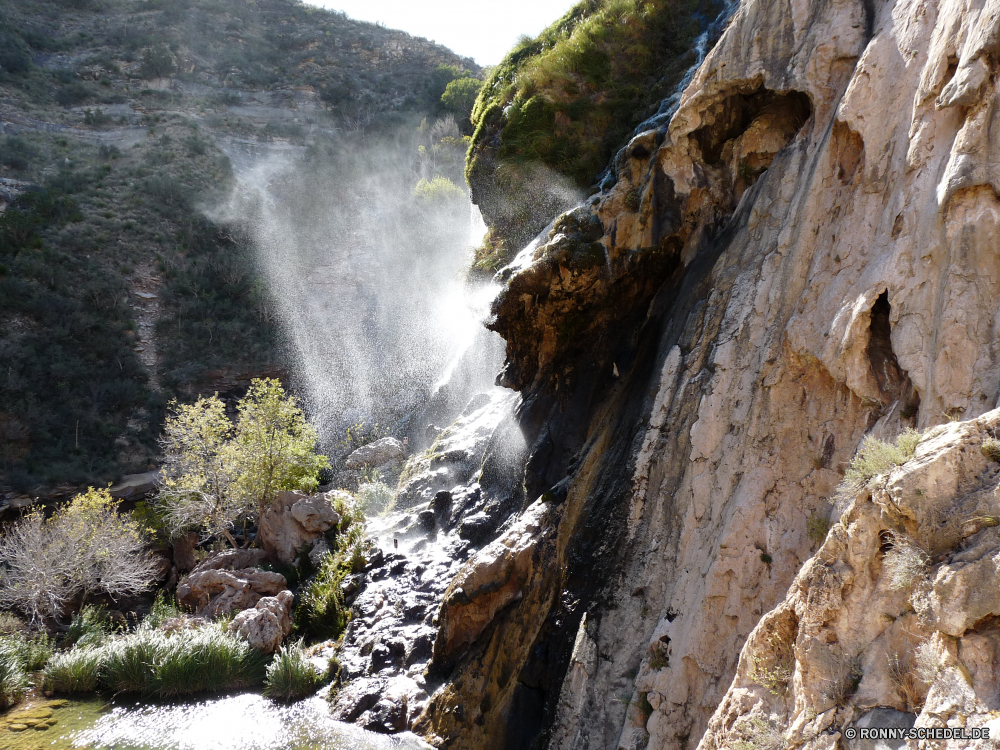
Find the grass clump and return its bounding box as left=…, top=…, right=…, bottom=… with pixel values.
left=44, top=623, right=268, bottom=698
left=982, top=436, right=1000, bottom=462
left=807, top=513, right=832, bottom=546
left=43, top=647, right=104, bottom=693
left=263, top=642, right=321, bottom=702
left=0, top=639, right=29, bottom=709
left=883, top=534, right=929, bottom=591
left=837, top=429, right=922, bottom=503
left=64, top=605, right=112, bottom=649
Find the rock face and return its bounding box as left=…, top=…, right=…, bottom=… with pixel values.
left=228, top=589, right=294, bottom=653
left=408, top=0, right=1000, bottom=747
left=258, top=490, right=343, bottom=565
left=176, top=548, right=287, bottom=618
left=700, top=412, right=1000, bottom=750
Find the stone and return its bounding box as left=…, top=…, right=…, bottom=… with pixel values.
left=431, top=490, right=452, bottom=519
left=109, top=471, right=159, bottom=499
left=176, top=549, right=285, bottom=618
left=847, top=709, right=916, bottom=750
left=416, top=509, right=436, bottom=532
left=345, top=437, right=406, bottom=470
left=227, top=589, right=294, bottom=652
left=259, top=491, right=341, bottom=565
left=456, top=512, right=495, bottom=544
left=172, top=531, right=199, bottom=574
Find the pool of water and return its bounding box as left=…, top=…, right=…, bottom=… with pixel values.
left=1, top=694, right=431, bottom=750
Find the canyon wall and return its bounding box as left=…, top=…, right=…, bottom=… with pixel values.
left=414, top=0, right=1000, bottom=747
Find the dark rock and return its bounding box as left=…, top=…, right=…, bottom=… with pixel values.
left=331, top=677, right=387, bottom=723
left=365, top=546, right=385, bottom=570
left=370, top=643, right=393, bottom=672
left=458, top=512, right=496, bottom=544
left=341, top=573, right=364, bottom=600
left=390, top=558, right=408, bottom=576
left=405, top=631, right=434, bottom=666
left=172, top=531, right=199, bottom=574
left=431, top=490, right=452, bottom=518
left=363, top=698, right=407, bottom=734
left=417, top=509, right=436, bottom=532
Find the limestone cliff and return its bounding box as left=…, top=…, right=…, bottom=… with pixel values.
left=413, top=0, right=1000, bottom=747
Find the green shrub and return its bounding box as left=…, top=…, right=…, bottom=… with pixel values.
left=296, top=554, right=348, bottom=641
left=837, top=429, right=922, bottom=503
left=413, top=175, right=465, bottom=204
left=884, top=535, right=929, bottom=591
left=807, top=513, right=832, bottom=545
left=263, top=642, right=321, bottom=702
left=355, top=475, right=395, bottom=515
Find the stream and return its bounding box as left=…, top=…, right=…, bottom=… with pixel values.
left=1, top=694, right=433, bottom=750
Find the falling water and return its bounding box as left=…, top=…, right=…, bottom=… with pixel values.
left=216, top=135, right=505, bottom=450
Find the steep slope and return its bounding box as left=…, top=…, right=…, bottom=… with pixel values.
left=0, top=0, right=477, bottom=500
left=408, top=0, right=1000, bottom=747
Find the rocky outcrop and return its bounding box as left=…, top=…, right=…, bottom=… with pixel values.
left=228, top=589, right=294, bottom=653
left=415, top=0, right=1000, bottom=747
left=346, top=437, right=406, bottom=470
left=258, top=490, right=343, bottom=565
left=700, top=411, right=1000, bottom=750
left=176, top=548, right=286, bottom=618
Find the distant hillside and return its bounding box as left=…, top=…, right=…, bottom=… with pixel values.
left=0, top=0, right=479, bottom=502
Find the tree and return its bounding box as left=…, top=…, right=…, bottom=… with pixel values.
left=138, top=45, right=175, bottom=80
left=157, top=395, right=242, bottom=546
left=157, top=379, right=328, bottom=544
left=0, top=488, right=156, bottom=624
left=441, top=77, right=483, bottom=123
left=231, top=378, right=328, bottom=523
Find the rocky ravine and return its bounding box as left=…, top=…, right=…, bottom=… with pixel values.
left=367, top=0, right=1000, bottom=747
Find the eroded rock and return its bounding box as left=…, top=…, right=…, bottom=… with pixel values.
left=259, top=490, right=343, bottom=565
left=228, top=590, right=294, bottom=653
left=176, top=548, right=286, bottom=618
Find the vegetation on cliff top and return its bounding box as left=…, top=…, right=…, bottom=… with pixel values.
left=466, top=0, right=721, bottom=265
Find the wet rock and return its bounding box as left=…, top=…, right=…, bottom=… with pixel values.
left=228, top=590, right=294, bottom=652
left=332, top=676, right=387, bottom=723
left=431, top=490, right=452, bottom=519
left=405, top=631, right=434, bottom=666
left=365, top=546, right=385, bottom=570
left=457, top=512, right=495, bottom=544
left=259, top=491, right=341, bottom=565
left=308, top=538, right=331, bottom=568
left=370, top=643, right=393, bottom=671
left=346, top=437, right=406, bottom=470
left=417, top=510, right=436, bottom=532
left=362, top=698, right=408, bottom=733
left=341, top=573, right=364, bottom=600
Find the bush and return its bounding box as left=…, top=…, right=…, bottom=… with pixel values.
left=355, top=472, right=395, bottom=515
left=413, top=175, right=465, bottom=204
left=0, top=31, right=33, bottom=75
left=807, top=513, right=832, bottom=545
left=263, top=642, right=321, bottom=702
left=64, top=605, right=112, bottom=649
left=0, top=137, right=39, bottom=172
left=884, top=534, right=929, bottom=590
left=138, top=45, right=176, bottom=79
left=0, top=489, right=157, bottom=624
left=296, top=554, right=348, bottom=641
left=836, top=429, right=921, bottom=503
left=0, top=640, right=28, bottom=709
left=982, top=436, right=1000, bottom=462
left=158, top=380, right=329, bottom=544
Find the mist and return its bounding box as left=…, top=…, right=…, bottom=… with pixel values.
left=214, top=116, right=505, bottom=454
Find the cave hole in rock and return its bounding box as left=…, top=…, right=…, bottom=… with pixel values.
left=691, top=86, right=812, bottom=190
left=867, top=291, right=920, bottom=418
left=878, top=529, right=895, bottom=556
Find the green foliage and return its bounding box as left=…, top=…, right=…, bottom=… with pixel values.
left=296, top=553, right=348, bottom=641
left=0, top=640, right=29, bottom=709
left=43, top=647, right=103, bottom=693
left=467, top=0, right=717, bottom=253
left=64, top=605, right=112, bottom=649
left=441, top=77, right=482, bottom=121
left=158, top=380, right=328, bottom=542
left=355, top=471, right=394, bottom=515
left=413, top=175, right=465, bottom=204
left=0, top=137, right=39, bottom=172
left=0, top=30, right=34, bottom=75
left=837, top=429, right=922, bottom=503
left=263, top=642, right=321, bottom=702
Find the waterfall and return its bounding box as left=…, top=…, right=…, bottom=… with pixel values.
left=215, top=136, right=505, bottom=451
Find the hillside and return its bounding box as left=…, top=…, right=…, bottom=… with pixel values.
left=0, top=0, right=478, bottom=503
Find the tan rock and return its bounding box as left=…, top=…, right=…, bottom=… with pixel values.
left=176, top=548, right=285, bottom=618
left=259, top=491, right=341, bottom=565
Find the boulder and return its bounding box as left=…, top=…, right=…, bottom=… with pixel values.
left=259, top=491, right=342, bottom=565
left=109, top=471, right=159, bottom=499
left=176, top=549, right=285, bottom=618
left=228, top=590, right=294, bottom=652
left=171, top=531, right=199, bottom=574
left=345, top=437, right=406, bottom=470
